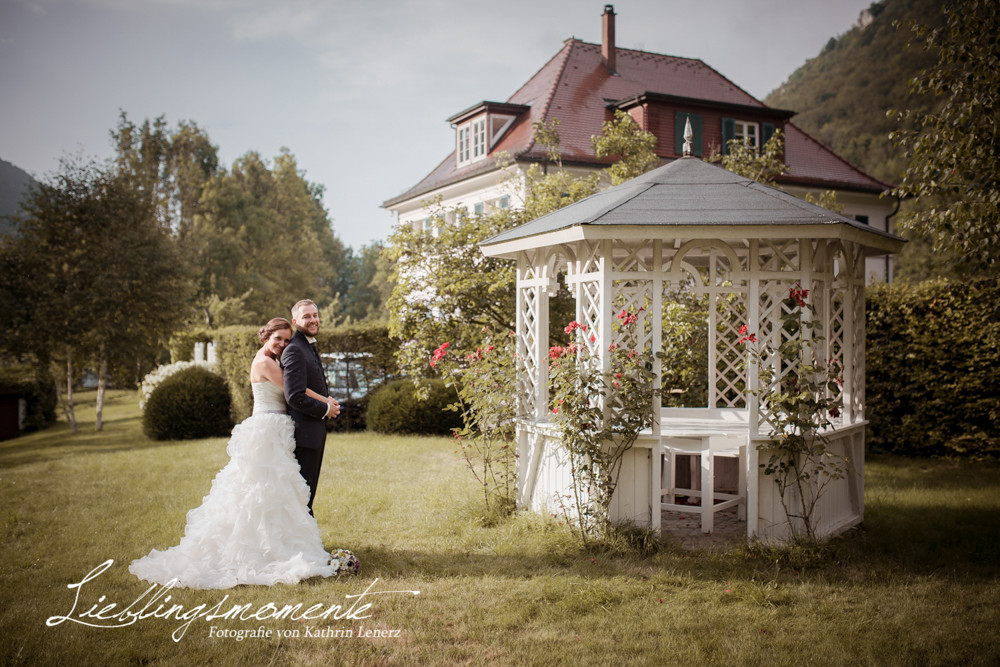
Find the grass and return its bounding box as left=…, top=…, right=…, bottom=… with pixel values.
left=2, top=390, right=999, bottom=665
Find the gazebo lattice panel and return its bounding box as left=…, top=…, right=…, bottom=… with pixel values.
left=516, top=255, right=544, bottom=418
left=577, top=280, right=604, bottom=360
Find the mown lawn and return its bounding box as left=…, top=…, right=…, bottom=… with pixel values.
left=2, top=390, right=998, bottom=666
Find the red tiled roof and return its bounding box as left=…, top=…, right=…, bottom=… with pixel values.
left=778, top=124, right=891, bottom=193
left=384, top=39, right=886, bottom=207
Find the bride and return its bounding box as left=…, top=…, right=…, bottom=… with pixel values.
left=129, top=318, right=358, bottom=589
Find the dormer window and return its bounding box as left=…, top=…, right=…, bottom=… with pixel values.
left=449, top=101, right=531, bottom=169
left=472, top=118, right=486, bottom=160
left=457, top=117, right=488, bottom=167
left=457, top=125, right=470, bottom=164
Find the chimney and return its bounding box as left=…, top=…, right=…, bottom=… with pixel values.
left=602, top=5, right=616, bottom=72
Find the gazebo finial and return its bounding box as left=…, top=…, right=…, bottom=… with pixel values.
left=682, top=115, right=694, bottom=157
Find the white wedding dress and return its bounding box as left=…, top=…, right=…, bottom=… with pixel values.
left=129, top=381, right=356, bottom=589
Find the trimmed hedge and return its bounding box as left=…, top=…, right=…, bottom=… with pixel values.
left=168, top=328, right=215, bottom=364
left=866, top=279, right=1000, bottom=457
left=142, top=366, right=233, bottom=440
left=318, top=323, right=399, bottom=382
left=211, top=326, right=261, bottom=423
left=367, top=378, right=463, bottom=435
left=169, top=322, right=400, bottom=426
left=319, top=323, right=399, bottom=433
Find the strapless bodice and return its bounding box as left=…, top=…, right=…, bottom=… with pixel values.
left=252, top=381, right=286, bottom=415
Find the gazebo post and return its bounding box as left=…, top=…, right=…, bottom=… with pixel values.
left=841, top=246, right=858, bottom=423
left=598, top=239, right=613, bottom=374
left=650, top=239, right=663, bottom=535
left=800, top=239, right=816, bottom=368
left=514, top=248, right=553, bottom=509
left=746, top=238, right=762, bottom=537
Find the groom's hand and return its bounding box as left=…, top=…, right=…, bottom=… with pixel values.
left=325, top=397, right=340, bottom=419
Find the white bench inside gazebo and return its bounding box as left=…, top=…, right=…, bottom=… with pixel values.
left=481, top=154, right=902, bottom=543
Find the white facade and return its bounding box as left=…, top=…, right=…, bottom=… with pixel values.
left=390, top=163, right=897, bottom=284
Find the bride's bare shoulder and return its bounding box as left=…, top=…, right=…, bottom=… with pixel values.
left=250, top=353, right=283, bottom=385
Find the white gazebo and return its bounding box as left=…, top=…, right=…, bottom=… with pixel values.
left=480, top=156, right=904, bottom=542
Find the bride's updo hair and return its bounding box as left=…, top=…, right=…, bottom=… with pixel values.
left=258, top=317, right=292, bottom=344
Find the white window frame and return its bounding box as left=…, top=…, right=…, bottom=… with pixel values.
left=457, top=117, right=488, bottom=167
left=457, top=126, right=471, bottom=165
left=733, top=120, right=759, bottom=148
left=471, top=118, right=486, bottom=160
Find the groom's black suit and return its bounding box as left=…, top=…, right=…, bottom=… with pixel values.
left=282, top=330, right=330, bottom=513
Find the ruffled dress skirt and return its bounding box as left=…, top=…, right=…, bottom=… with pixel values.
left=129, top=411, right=355, bottom=589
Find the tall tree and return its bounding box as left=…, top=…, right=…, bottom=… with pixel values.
left=0, top=157, right=190, bottom=431
left=84, top=169, right=191, bottom=429
left=889, top=0, right=1000, bottom=270
left=192, top=149, right=348, bottom=324
left=0, top=160, right=95, bottom=432
left=385, top=115, right=660, bottom=378
left=334, top=242, right=391, bottom=324
left=111, top=112, right=219, bottom=239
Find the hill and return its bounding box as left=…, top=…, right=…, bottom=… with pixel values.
left=765, top=0, right=949, bottom=186
left=0, top=158, right=36, bottom=235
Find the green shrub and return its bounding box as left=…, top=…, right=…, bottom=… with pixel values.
left=142, top=366, right=233, bottom=440
left=0, top=364, right=57, bottom=433
left=168, top=325, right=258, bottom=422
left=326, top=394, right=371, bottom=433
left=367, top=378, right=462, bottom=435
left=866, top=278, right=1000, bottom=457
left=138, top=361, right=215, bottom=410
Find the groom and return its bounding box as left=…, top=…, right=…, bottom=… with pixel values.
left=283, top=298, right=339, bottom=514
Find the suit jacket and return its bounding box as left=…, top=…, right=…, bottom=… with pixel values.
left=282, top=330, right=330, bottom=449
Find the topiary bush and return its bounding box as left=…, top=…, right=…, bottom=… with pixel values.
left=366, top=378, right=462, bottom=435
left=143, top=366, right=233, bottom=441
left=866, top=278, right=1000, bottom=458
left=138, top=360, right=215, bottom=410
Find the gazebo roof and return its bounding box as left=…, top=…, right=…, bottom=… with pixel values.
left=481, top=158, right=905, bottom=258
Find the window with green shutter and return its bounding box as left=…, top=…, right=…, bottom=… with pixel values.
left=721, top=118, right=736, bottom=154
left=762, top=122, right=775, bottom=147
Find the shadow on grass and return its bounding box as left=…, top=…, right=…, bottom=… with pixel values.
left=318, top=544, right=636, bottom=583
left=822, top=455, right=1000, bottom=578
left=844, top=506, right=1000, bottom=575
left=0, top=391, right=221, bottom=469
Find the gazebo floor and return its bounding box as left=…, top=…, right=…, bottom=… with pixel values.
left=660, top=506, right=746, bottom=550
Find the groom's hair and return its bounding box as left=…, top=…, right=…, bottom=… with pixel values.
left=291, top=299, right=316, bottom=321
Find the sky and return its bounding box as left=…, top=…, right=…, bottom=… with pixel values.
left=0, top=0, right=876, bottom=250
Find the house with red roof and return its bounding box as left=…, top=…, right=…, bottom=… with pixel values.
left=383, top=5, right=896, bottom=282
